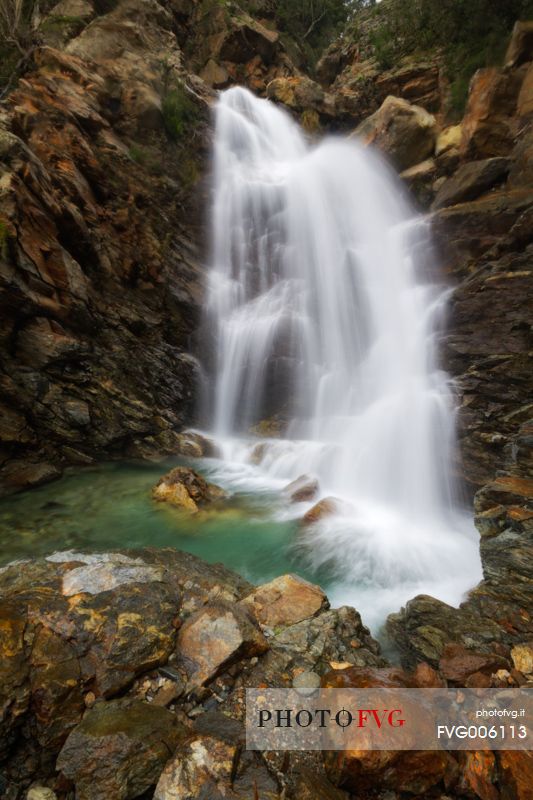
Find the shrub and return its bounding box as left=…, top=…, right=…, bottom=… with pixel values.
left=162, top=84, right=199, bottom=142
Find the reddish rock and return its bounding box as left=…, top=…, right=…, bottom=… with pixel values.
left=322, top=665, right=413, bottom=689
left=461, top=67, right=525, bottom=159
left=457, top=751, right=499, bottom=800
left=152, top=467, right=226, bottom=513
left=439, top=643, right=509, bottom=684
left=497, top=751, right=533, bottom=800
left=413, top=661, right=446, bottom=688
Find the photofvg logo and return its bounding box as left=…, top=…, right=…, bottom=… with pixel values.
left=245, top=689, right=533, bottom=751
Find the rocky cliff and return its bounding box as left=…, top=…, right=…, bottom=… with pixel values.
left=0, top=0, right=310, bottom=495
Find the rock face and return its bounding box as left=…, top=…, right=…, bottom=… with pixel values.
left=353, top=95, right=437, bottom=170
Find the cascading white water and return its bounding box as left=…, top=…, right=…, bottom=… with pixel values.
left=202, top=86, right=481, bottom=629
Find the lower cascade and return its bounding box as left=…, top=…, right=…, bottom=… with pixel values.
left=201, top=86, right=482, bottom=629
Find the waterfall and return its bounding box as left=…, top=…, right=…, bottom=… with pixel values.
left=202, top=86, right=481, bottom=629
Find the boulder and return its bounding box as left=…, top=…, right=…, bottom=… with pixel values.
left=176, top=603, right=268, bottom=687
left=175, top=430, right=219, bottom=458
left=152, top=466, right=226, bottom=513
left=435, top=124, right=462, bottom=157
left=1, top=460, right=62, bottom=491
left=241, top=574, right=328, bottom=628
left=302, top=497, right=341, bottom=525
left=505, top=20, right=533, bottom=68
left=353, top=95, right=437, bottom=171
left=57, top=699, right=185, bottom=800
left=438, top=643, right=509, bottom=684
left=282, top=474, right=319, bottom=503
left=266, top=76, right=330, bottom=116
left=154, top=733, right=279, bottom=800
left=432, top=157, right=511, bottom=209
left=325, top=748, right=453, bottom=796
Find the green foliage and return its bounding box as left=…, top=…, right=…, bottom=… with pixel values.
left=359, top=0, right=533, bottom=116
left=162, top=84, right=199, bottom=142
left=270, top=0, right=374, bottom=63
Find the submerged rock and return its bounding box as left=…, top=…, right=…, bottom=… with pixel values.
left=57, top=699, right=185, bottom=800
left=282, top=474, right=319, bottom=503
left=175, top=431, right=220, bottom=459
left=302, top=496, right=342, bottom=525
left=152, top=466, right=226, bottom=513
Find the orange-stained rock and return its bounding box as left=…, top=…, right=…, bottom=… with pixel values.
left=321, top=665, right=413, bottom=689
left=439, top=643, right=509, bottom=684
left=302, top=497, right=342, bottom=525
left=461, top=67, right=525, bottom=159
left=413, top=661, right=446, bottom=687
left=325, top=748, right=453, bottom=795
left=152, top=466, right=226, bottom=513
left=511, top=642, right=533, bottom=674
left=497, top=751, right=533, bottom=800
left=240, top=574, right=328, bottom=628
left=282, top=474, right=319, bottom=503
left=457, top=751, right=499, bottom=800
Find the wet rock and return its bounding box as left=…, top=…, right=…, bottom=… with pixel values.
left=0, top=548, right=254, bottom=786
left=353, top=95, right=437, bottom=171
left=57, top=699, right=185, bottom=800
left=302, top=497, right=341, bottom=525
left=456, top=751, right=499, bottom=800
left=282, top=474, right=319, bottom=503
left=175, top=430, right=219, bottom=458
left=432, top=157, right=511, bottom=210
left=413, top=661, right=447, bottom=688
left=152, top=466, right=226, bottom=513
left=325, top=748, right=454, bottom=796
left=244, top=606, right=384, bottom=689
left=293, top=767, right=350, bottom=800
left=176, top=603, right=268, bottom=688
left=322, top=665, right=413, bottom=689
left=2, top=461, right=62, bottom=492
left=154, top=733, right=279, bottom=800
left=497, top=751, right=533, bottom=800
left=61, top=557, right=166, bottom=596
left=438, top=643, right=509, bottom=684
left=241, top=574, right=328, bottom=628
